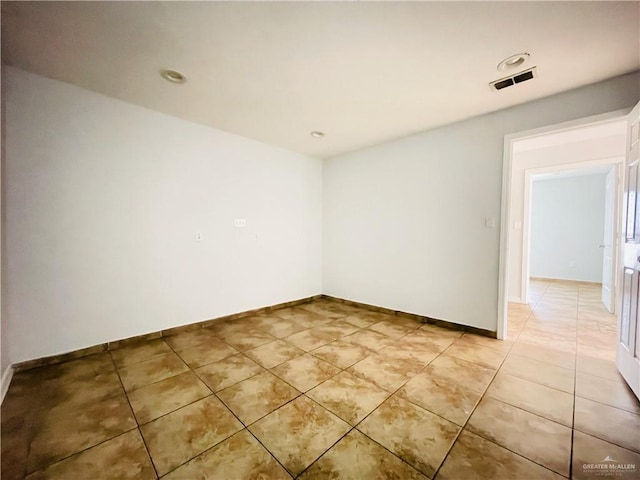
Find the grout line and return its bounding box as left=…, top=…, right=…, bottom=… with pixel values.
left=568, top=287, right=580, bottom=479
left=107, top=351, right=161, bottom=479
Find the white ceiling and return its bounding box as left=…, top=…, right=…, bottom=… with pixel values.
left=2, top=1, right=639, bottom=158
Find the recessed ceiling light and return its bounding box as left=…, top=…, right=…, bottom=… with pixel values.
left=497, top=53, right=530, bottom=71
left=310, top=131, right=325, bottom=138
left=161, top=69, right=187, bottom=84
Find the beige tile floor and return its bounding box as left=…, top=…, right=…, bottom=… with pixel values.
left=2, top=280, right=640, bottom=479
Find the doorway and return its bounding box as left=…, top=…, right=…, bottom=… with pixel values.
left=498, top=109, right=629, bottom=340
left=524, top=162, right=621, bottom=312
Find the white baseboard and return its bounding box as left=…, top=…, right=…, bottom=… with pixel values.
left=508, top=296, right=526, bottom=304
left=1, top=365, right=14, bottom=404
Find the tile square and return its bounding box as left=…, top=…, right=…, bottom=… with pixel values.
left=222, top=329, right=276, bottom=351
left=398, top=372, right=482, bottom=426
left=437, top=430, right=564, bottom=480
left=509, top=342, right=576, bottom=370
left=194, top=354, right=264, bottom=392
left=162, top=430, right=291, bottom=480
left=572, top=430, right=640, bottom=480
left=311, top=339, right=372, bottom=369
left=576, top=372, right=640, bottom=414
left=206, top=317, right=256, bottom=338
left=455, top=333, right=513, bottom=353
left=348, top=353, right=422, bottom=392
left=576, top=354, right=625, bottom=383
left=574, top=397, right=640, bottom=453
left=110, top=339, right=173, bottom=368
left=174, top=336, right=238, bottom=368
left=140, top=396, right=243, bottom=476
left=486, top=372, right=574, bottom=426
left=426, top=354, right=496, bottom=394
left=343, top=329, right=395, bottom=351
left=307, top=370, right=390, bottom=425
left=217, top=371, right=300, bottom=425
left=299, top=429, right=427, bottom=480
left=467, top=396, right=571, bottom=476
left=377, top=341, right=440, bottom=366
left=284, top=328, right=337, bottom=351
left=369, top=320, right=414, bottom=339
left=255, top=317, right=307, bottom=338
left=276, top=308, right=331, bottom=327
left=26, top=392, right=137, bottom=473
left=299, top=302, right=351, bottom=320
left=272, top=354, right=340, bottom=392
left=501, top=353, right=574, bottom=394
left=25, top=430, right=155, bottom=480
left=249, top=396, right=350, bottom=476
left=163, top=329, right=217, bottom=351
left=245, top=340, right=304, bottom=369
left=419, top=323, right=464, bottom=339
left=357, top=394, right=459, bottom=478
left=402, top=330, right=455, bottom=352
left=342, top=311, right=391, bottom=328
left=314, top=320, right=360, bottom=338
left=445, top=342, right=506, bottom=369
left=127, top=371, right=211, bottom=424
left=118, top=352, right=189, bottom=391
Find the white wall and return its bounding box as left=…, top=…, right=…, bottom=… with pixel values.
left=3, top=67, right=322, bottom=365
left=530, top=174, right=606, bottom=282
left=323, top=72, right=639, bottom=332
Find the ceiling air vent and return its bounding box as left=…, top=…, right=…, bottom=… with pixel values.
left=490, top=67, right=537, bottom=91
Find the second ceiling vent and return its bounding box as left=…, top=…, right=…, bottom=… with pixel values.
left=490, top=67, right=537, bottom=91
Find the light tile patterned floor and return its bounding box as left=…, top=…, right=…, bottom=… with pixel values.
left=2, top=280, right=639, bottom=479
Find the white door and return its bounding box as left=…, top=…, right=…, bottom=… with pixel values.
left=618, top=101, right=640, bottom=400
left=602, top=167, right=616, bottom=313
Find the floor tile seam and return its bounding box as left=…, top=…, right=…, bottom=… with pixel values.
left=133, top=392, right=216, bottom=428
left=301, top=384, right=394, bottom=429
left=481, top=388, right=574, bottom=428
left=573, top=368, right=628, bottom=385
left=431, top=341, right=515, bottom=479
left=507, top=348, right=576, bottom=370
left=246, top=348, right=306, bottom=370
left=266, top=359, right=344, bottom=396
left=182, top=388, right=295, bottom=478
left=505, top=351, right=576, bottom=372
left=107, top=351, right=160, bottom=479
left=571, top=427, right=640, bottom=455
left=436, top=428, right=571, bottom=480
left=172, top=346, right=246, bottom=371
left=456, top=420, right=571, bottom=478
left=113, top=346, right=177, bottom=370
left=572, top=393, right=640, bottom=417
left=392, top=387, right=475, bottom=429
left=344, top=342, right=464, bottom=478
left=295, top=424, right=426, bottom=480
left=118, top=342, right=196, bottom=394
left=496, top=368, right=575, bottom=395
left=152, top=427, right=248, bottom=479
left=22, top=426, right=144, bottom=479
left=215, top=384, right=304, bottom=429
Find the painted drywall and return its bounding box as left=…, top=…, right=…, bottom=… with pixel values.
left=530, top=174, right=607, bottom=282
left=507, top=130, right=626, bottom=302
left=323, top=71, right=639, bottom=332
left=3, top=67, right=322, bottom=364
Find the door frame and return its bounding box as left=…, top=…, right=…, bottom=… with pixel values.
left=497, top=108, right=631, bottom=339
left=520, top=158, right=623, bottom=308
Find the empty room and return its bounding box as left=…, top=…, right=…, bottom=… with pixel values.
left=1, top=2, right=639, bottom=480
